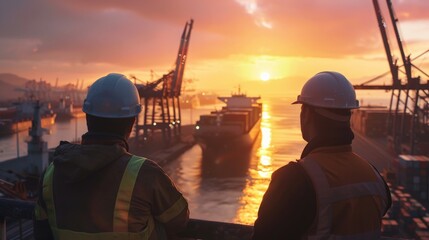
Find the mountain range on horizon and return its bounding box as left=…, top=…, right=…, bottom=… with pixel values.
left=0, top=73, right=31, bottom=102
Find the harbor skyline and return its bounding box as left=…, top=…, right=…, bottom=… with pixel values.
left=0, top=0, right=428, bottom=96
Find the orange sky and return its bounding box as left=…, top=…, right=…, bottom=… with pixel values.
left=0, top=0, right=428, bottom=97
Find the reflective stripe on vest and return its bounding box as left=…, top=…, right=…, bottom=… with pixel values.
left=299, top=154, right=388, bottom=240
left=43, top=155, right=155, bottom=240
left=34, top=202, right=48, bottom=221
left=155, top=196, right=188, bottom=223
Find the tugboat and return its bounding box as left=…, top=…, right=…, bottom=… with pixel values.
left=194, top=87, right=262, bottom=152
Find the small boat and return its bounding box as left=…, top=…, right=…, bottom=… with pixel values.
left=194, top=88, right=262, bottom=152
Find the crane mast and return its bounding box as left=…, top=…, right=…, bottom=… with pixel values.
left=355, top=0, right=429, bottom=155
left=372, top=0, right=399, bottom=87
left=386, top=0, right=412, bottom=81
left=134, top=19, right=194, bottom=144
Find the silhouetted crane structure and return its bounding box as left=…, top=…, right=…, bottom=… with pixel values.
left=134, top=19, right=193, bottom=144
left=354, top=0, right=429, bottom=155
left=19, top=78, right=86, bottom=107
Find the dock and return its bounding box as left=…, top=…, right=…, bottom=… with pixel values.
left=0, top=124, right=196, bottom=179
left=128, top=124, right=196, bottom=167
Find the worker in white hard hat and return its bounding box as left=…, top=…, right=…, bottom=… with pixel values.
left=34, top=73, right=189, bottom=239
left=252, top=71, right=391, bottom=240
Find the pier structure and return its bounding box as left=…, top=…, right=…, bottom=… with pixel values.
left=354, top=0, right=429, bottom=156
left=26, top=101, right=49, bottom=175
left=133, top=19, right=193, bottom=145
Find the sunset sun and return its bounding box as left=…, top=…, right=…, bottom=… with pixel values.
left=260, top=72, right=270, bottom=81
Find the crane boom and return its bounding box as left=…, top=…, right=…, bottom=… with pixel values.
left=372, top=0, right=399, bottom=86
left=385, top=0, right=412, bottom=81
left=171, top=19, right=194, bottom=97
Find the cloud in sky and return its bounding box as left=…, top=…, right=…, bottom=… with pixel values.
left=0, top=0, right=427, bottom=85
left=234, top=0, right=272, bottom=29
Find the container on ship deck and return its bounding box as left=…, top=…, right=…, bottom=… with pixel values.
left=252, top=105, right=261, bottom=123
left=198, top=114, right=218, bottom=125
left=227, top=108, right=254, bottom=126
left=222, top=112, right=249, bottom=132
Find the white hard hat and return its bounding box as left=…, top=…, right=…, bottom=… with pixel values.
left=293, top=71, right=359, bottom=109
left=82, top=73, right=142, bottom=118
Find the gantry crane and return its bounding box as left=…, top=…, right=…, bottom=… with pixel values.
left=354, top=0, right=429, bottom=155
left=134, top=19, right=194, bottom=144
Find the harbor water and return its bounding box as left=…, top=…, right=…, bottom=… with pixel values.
left=0, top=94, right=390, bottom=225
left=164, top=97, right=305, bottom=225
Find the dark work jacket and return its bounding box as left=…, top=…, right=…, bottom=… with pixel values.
left=252, top=161, right=316, bottom=239
left=252, top=134, right=392, bottom=240
left=33, top=132, right=189, bottom=240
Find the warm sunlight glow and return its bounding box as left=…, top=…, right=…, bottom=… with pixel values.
left=234, top=102, right=273, bottom=225
left=260, top=72, right=270, bottom=81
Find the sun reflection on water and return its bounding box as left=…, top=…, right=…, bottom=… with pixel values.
left=234, top=102, right=274, bottom=225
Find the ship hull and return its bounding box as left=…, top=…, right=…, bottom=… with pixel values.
left=194, top=91, right=262, bottom=155
left=0, top=114, right=56, bottom=136
left=199, top=120, right=261, bottom=178
left=55, top=108, right=85, bottom=121
left=197, top=118, right=261, bottom=152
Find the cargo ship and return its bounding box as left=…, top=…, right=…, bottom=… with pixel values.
left=194, top=88, right=262, bottom=151
left=54, top=97, right=85, bottom=121
left=0, top=101, right=56, bottom=136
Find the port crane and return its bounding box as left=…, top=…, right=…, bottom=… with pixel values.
left=134, top=19, right=194, bottom=144
left=354, top=0, right=429, bottom=155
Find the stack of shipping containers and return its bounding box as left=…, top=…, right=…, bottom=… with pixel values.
left=394, top=155, right=429, bottom=201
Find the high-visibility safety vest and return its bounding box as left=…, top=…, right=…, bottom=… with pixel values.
left=298, top=146, right=389, bottom=240
left=37, top=155, right=155, bottom=240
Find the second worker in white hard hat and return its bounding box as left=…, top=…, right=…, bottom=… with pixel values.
left=34, top=73, right=189, bottom=240
left=252, top=71, right=391, bottom=240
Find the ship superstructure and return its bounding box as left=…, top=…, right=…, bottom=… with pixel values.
left=194, top=88, right=262, bottom=150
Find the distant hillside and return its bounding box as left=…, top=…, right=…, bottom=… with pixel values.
left=0, top=73, right=30, bottom=101
left=0, top=73, right=29, bottom=87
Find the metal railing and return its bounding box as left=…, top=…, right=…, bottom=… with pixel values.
left=0, top=198, right=405, bottom=240
left=0, top=198, right=252, bottom=240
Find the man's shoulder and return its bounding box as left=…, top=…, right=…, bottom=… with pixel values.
left=274, top=160, right=304, bottom=174
left=132, top=156, right=179, bottom=196
left=133, top=156, right=169, bottom=177
left=137, top=156, right=161, bottom=167
left=271, top=161, right=308, bottom=182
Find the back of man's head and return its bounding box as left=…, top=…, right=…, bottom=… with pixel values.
left=82, top=73, right=142, bottom=138
left=305, top=105, right=352, bottom=133
left=294, top=71, right=358, bottom=141
left=86, top=114, right=135, bottom=138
